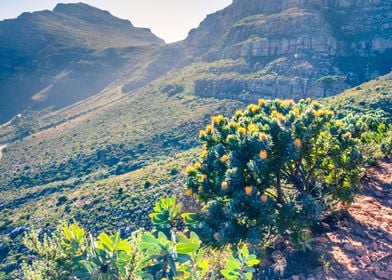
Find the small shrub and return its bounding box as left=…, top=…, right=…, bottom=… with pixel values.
left=186, top=99, right=362, bottom=243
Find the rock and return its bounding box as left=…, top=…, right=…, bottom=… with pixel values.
left=361, top=255, right=371, bottom=265
left=291, top=275, right=300, bottom=280
left=374, top=270, right=389, bottom=279
left=344, top=243, right=356, bottom=252
left=356, top=247, right=367, bottom=256
left=370, top=242, right=378, bottom=251
left=315, top=236, right=329, bottom=244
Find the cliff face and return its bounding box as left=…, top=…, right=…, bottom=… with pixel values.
left=185, top=0, right=392, bottom=101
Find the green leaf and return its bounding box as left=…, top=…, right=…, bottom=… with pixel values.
left=181, top=213, right=201, bottom=225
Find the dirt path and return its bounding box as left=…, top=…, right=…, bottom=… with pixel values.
left=313, top=159, right=392, bottom=279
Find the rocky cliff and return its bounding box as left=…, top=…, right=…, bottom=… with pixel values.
left=184, top=0, right=392, bottom=101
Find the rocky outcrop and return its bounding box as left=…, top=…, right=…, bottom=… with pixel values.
left=185, top=0, right=392, bottom=101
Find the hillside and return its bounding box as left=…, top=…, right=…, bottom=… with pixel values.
left=0, top=0, right=391, bottom=278
left=0, top=3, right=164, bottom=123
left=0, top=73, right=391, bottom=277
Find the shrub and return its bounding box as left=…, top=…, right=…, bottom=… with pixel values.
left=186, top=99, right=362, bottom=243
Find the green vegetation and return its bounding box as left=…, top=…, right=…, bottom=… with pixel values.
left=0, top=75, right=390, bottom=278
left=186, top=99, right=362, bottom=244
left=322, top=75, right=392, bottom=118
left=20, top=197, right=259, bottom=280
left=16, top=98, right=391, bottom=279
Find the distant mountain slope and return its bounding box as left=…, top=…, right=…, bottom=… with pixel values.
left=182, top=0, right=392, bottom=100
left=0, top=3, right=164, bottom=124
left=323, top=71, right=392, bottom=117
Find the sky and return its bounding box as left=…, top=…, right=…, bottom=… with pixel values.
left=0, top=0, right=232, bottom=43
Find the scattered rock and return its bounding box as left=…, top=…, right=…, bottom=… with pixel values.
left=315, top=236, right=329, bottom=244
left=344, top=243, right=356, bottom=252
left=291, top=275, right=300, bottom=280
left=356, top=247, right=367, bottom=256
left=374, top=270, right=389, bottom=279
left=361, top=255, right=371, bottom=265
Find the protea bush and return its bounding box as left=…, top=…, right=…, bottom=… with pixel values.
left=186, top=98, right=362, bottom=243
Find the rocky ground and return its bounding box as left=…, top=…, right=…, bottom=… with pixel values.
left=263, top=158, right=392, bottom=279
left=313, top=158, right=392, bottom=280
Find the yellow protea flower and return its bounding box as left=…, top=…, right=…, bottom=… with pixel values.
left=335, top=120, right=343, bottom=127
left=260, top=150, right=268, bottom=160
left=279, top=99, right=293, bottom=107
left=344, top=132, right=352, bottom=139
left=326, top=110, right=334, bottom=117
left=277, top=114, right=285, bottom=123
left=185, top=189, right=193, bottom=196
left=238, top=127, right=247, bottom=135
left=245, top=186, right=253, bottom=196
left=247, top=123, right=259, bottom=133
left=259, top=132, right=268, bottom=141
left=292, top=107, right=300, bottom=116
left=199, top=130, right=206, bottom=138
left=220, top=155, right=229, bottom=163
left=206, top=125, right=214, bottom=133
left=186, top=166, right=196, bottom=174
left=193, top=161, right=201, bottom=169
left=311, top=100, right=318, bottom=106
left=294, top=138, right=302, bottom=148
left=198, top=186, right=203, bottom=192
left=306, top=98, right=312, bottom=103
left=248, top=104, right=260, bottom=113
left=221, top=181, right=229, bottom=190
left=200, top=174, right=207, bottom=181
left=260, top=194, right=268, bottom=203
left=228, top=122, right=238, bottom=129
left=258, top=98, right=265, bottom=107
left=271, top=110, right=279, bottom=117
left=314, top=109, right=324, bottom=117
left=212, top=114, right=224, bottom=124
left=235, top=109, right=243, bottom=117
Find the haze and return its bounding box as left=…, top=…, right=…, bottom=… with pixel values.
left=0, top=0, right=232, bottom=43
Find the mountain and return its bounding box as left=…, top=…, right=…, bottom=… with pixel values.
left=181, top=0, right=392, bottom=100
left=0, top=3, right=164, bottom=124
left=0, top=1, right=391, bottom=277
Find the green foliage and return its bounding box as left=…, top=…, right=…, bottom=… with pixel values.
left=138, top=231, right=205, bottom=279
left=149, top=196, right=183, bottom=228
left=22, top=224, right=133, bottom=280
left=292, top=229, right=314, bottom=252
left=186, top=99, right=363, bottom=243
left=340, top=110, right=392, bottom=164
left=220, top=244, right=260, bottom=280
left=82, top=232, right=133, bottom=279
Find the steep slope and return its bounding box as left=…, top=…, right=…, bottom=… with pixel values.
left=323, top=71, right=392, bottom=118
left=0, top=3, right=164, bottom=124
left=183, top=0, right=392, bottom=100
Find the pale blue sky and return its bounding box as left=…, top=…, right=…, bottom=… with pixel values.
left=0, top=0, right=232, bottom=43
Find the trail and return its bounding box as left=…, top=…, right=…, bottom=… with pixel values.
left=313, top=158, right=392, bottom=279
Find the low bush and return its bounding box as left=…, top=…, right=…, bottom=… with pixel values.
left=186, top=99, right=362, bottom=244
